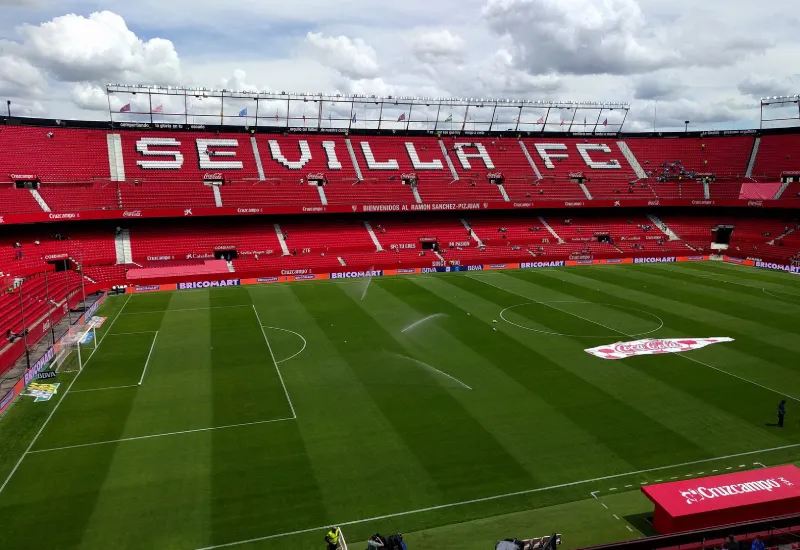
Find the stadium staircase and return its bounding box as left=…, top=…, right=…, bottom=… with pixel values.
left=648, top=214, right=682, bottom=241
left=29, top=189, right=51, bottom=212
left=115, top=229, right=133, bottom=264
left=363, top=221, right=384, bottom=251
left=774, top=181, right=792, bottom=199
left=274, top=223, right=291, bottom=255
left=249, top=135, right=266, bottom=180
left=617, top=141, right=648, bottom=179
left=107, top=134, right=126, bottom=182
left=538, top=216, right=565, bottom=243
left=212, top=185, right=223, bottom=207
left=460, top=219, right=484, bottom=246
left=745, top=137, right=761, bottom=179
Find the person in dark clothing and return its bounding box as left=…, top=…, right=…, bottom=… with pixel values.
left=724, top=535, right=739, bottom=550
left=778, top=400, right=786, bottom=427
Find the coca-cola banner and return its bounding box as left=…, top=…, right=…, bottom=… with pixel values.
left=585, top=337, right=734, bottom=360
left=643, top=465, right=800, bottom=534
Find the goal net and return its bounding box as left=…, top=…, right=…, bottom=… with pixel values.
left=54, top=322, right=97, bottom=373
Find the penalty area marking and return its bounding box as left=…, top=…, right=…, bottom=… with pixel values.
left=0, top=293, right=133, bottom=496
left=28, top=416, right=296, bottom=454
left=194, top=441, right=800, bottom=550
left=762, top=288, right=800, bottom=304
left=120, top=304, right=252, bottom=316
left=499, top=301, right=664, bottom=339
left=260, top=326, right=308, bottom=364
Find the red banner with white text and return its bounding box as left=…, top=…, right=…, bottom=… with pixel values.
left=0, top=199, right=798, bottom=226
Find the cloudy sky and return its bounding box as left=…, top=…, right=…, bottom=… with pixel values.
left=1, top=0, right=799, bottom=131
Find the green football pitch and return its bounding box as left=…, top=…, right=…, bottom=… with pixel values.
left=1, top=261, right=800, bottom=550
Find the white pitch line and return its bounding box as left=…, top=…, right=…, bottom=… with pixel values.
left=626, top=526, right=634, bottom=533
left=658, top=266, right=800, bottom=298
left=262, top=326, right=307, bottom=364
left=194, top=441, right=800, bottom=550
left=28, top=417, right=296, bottom=454
left=678, top=353, right=800, bottom=403
left=471, top=273, right=800, bottom=403
left=104, top=330, right=159, bottom=336
left=613, top=514, right=620, bottom=520
left=70, top=384, right=139, bottom=394
left=253, top=305, right=297, bottom=419
left=121, top=304, right=252, bottom=316
left=138, top=331, right=159, bottom=385
left=601, top=503, right=608, bottom=510
left=762, top=287, right=800, bottom=304
left=0, top=293, right=132, bottom=496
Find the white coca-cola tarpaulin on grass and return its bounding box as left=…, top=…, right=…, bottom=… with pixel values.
left=585, top=337, right=734, bottom=360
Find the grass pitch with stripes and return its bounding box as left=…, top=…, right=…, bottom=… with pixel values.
left=1, top=262, right=799, bottom=549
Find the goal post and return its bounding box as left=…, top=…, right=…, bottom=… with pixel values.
left=54, top=323, right=97, bottom=373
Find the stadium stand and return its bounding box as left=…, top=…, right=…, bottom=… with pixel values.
left=3, top=120, right=800, bottom=378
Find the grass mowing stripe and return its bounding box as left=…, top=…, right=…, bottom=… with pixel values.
left=562, top=266, right=800, bottom=367
left=0, top=293, right=132, bottom=496
left=196, top=441, right=800, bottom=550
left=509, top=268, right=799, bottom=439
left=210, top=287, right=325, bottom=547
left=292, top=281, right=536, bottom=498
left=482, top=271, right=792, bottom=448
left=432, top=275, right=711, bottom=468
left=605, top=266, right=800, bottom=337
left=509, top=269, right=800, bottom=399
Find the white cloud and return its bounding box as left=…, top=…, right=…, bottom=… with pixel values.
left=411, top=29, right=466, bottom=60
left=0, top=54, right=48, bottom=96
left=738, top=74, right=800, bottom=99
left=483, top=0, right=677, bottom=75
left=0, top=1, right=796, bottom=131
left=633, top=73, right=686, bottom=101
left=220, top=69, right=265, bottom=93
left=305, top=32, right=380, bottom=79
left=70, top=83, right=110, bottom=111
left=15, top=11, right=182, bottom=85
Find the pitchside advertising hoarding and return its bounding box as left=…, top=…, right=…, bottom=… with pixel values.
left=643, top=465, right=800, bottom=533
left=125, top=256, right=712, bottom=293
left=0, top=293, right=108, bottom=417
left=725, top=257, right=800, bottom=274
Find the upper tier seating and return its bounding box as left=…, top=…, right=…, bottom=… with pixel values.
left=0, top=126, right=109, bottom=183
left=39, top=182, right=118, bottom=211
left=1, top=127, right=799, bottom=216
left=625, top=136, right=754, bottom=179
left=751, top=134, right=800, bottom=179
left=0, top=187, right=44, bottom=213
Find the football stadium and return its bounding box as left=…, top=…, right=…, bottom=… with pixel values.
left=2, top=78, right=800, bottom=550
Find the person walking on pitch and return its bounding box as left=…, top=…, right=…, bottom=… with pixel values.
left=778, top=400, right=787, bottom=428
left=325, top=526, right=341, bottom=550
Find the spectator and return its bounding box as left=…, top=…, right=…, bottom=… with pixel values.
left=751, top=536, right=764, bottom=550
left=724, top=535, right=739, bottom=550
